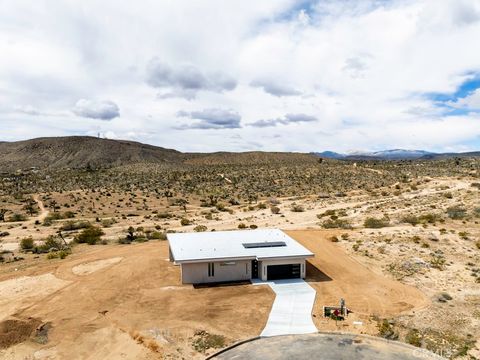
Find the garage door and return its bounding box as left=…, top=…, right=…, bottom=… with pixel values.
left=267, top=264, right=301, bottom=280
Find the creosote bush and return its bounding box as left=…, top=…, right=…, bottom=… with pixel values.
left=20, top=237, right=34, bottom=250
left=364, top=217, right=389, bottom=228
left=74, top=226, right=104, bottom=245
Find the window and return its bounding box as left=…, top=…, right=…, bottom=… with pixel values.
left=220, top=261, right=236, bottom=266
left=208, top=262, right=215, bottom=277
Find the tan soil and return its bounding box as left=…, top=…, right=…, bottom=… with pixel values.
left=71, top=257, right=123, bottom=276
left=288, top=230, right=429, bottom=318
left=0, top=242, right=274, bottom=359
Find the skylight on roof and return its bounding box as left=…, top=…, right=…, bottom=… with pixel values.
left=242, top=241, right=286, bottom=249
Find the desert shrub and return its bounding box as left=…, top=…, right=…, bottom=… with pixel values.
left=60, top=220, right=91, bottom=231
left=148, top=231, right=167, bottom=240
left=446, top=206, right=467, bottom=219
left=473, top=207, right=480, bottom=217
left=101, top=218, right=116, bottom=228
left=249, top=224, right=258, bottom=229
left=429, top=254, right=446, bottom=270
left=157, top=212, right=171, bottom=219
left=74, top=226, right=104, bottom=245
left=257, top=202, right=267, bottom=209
left=191, top=330, right=225, bottom=353
left=180, top=218, right=191, bottom=226
left=317, top=209, right=336, bottom=218
left=20, top=237, right=34, bottom=250
left=322, top=219, right=352, bottom=229
left=0, top=231, right=9, bottom=237
left=35, top=235, right=63, bottom=253
left=290, top=204, right=304, bottom=212
left=329, top=236, right=339, bottom=242
left=418, top=213, right=441, bottom=224
left=476, top=241, right=480, bottom=250
left=194, top=225, right=207, bottom=232
left=215, top=202, right=227, bottom=211
left=238, top=223, right=247, bottom=229
left=8, top=213, right=27, bottom=222
left=270, top=206, right=280, bottom=214
left=364, top=217, right=389, bottom=228
left=405, top=329, right=422, bottom=347
left=45, top=211, right=74, bottom=221
left=401, top=215, right=419, bottom=226
left=377, top=319, right=398, bottom=340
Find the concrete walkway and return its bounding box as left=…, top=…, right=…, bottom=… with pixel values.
left=252, top=279, right=317, bottom=337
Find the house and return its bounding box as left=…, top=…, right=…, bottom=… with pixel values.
left=167, top=229, right=314, bottom=284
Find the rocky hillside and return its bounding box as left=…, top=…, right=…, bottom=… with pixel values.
left=0, top=136, right=320, bottom=171
left=0, top=137, right=183, bottom=171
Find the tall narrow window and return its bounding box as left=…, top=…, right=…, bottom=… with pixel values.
left=208, top=262, right=215, bottom=277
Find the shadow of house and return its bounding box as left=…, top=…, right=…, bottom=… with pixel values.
left=305, top=260, right=332, bottom=282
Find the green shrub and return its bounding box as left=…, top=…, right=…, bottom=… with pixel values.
left=322, top=219, right=352, bottom=229
left=60, top=220, right=91, bottom=231
left=447, top=206, right=467, bottom=219
left=401, top=215, right=419, bottom=226
left=148, top=231, right=167, bottom=240
left=74, top=226, right=104, bottom=245
left=20, top=237, right=34, bottom=250
left=8, top=213, right=27, bottom=222
left=405, top=329, right=422, bottom=347
left=180, top=218, right=191, bottom=226
left=194, top=225, right=207, bottom=232
left=364, top=217, right=389, bottom=228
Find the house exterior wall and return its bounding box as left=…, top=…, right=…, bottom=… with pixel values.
left=181, top=260, right=251, bottom=284
left=259, top=258, right=306, bottom=281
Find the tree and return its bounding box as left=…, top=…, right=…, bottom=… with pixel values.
left=0, top=209, right=7, bottom=222
left=126, top=226, right=135, bottom=241
left=176, top=198, right=189, bottom=212
left=49, top=200, right=58, bottom=212
left=23, top=199, right=37, bottom=216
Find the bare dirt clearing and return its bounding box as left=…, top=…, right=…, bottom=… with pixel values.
left=0, top=242, right=274, bottom=359
left=71, top=257, right=123, bottom=276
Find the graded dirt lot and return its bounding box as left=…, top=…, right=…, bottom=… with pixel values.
left=0, top=242, right=274, bottom=359
left=288, top=230, right=429, bottom=320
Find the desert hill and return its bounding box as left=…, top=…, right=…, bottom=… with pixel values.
left=0, top=136, right=320, bottom=171
left=0, top=136, right=183, bottom=171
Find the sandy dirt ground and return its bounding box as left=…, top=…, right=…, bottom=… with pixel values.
left=0, top=176, right=479, bottom=358
left=287, top=230, right=429, bottom=334
left=0, top=242, right=274, bottom=359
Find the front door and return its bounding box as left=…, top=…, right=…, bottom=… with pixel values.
left=251, top=260, right=258, bottom=278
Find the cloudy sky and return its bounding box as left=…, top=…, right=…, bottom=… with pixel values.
left=1, top=0, right=480, bottom=153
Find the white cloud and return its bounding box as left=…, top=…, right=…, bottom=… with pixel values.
left=72, top=99, right=120, bottom=120
left=0, top=0, right=479, bottom=152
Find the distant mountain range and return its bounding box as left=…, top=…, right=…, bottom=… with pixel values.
left=312, top=149, right=480, bottom=160
left=0, top=137, right=478, bottom=172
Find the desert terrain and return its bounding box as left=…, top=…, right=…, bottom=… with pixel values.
left=0, top=139, right=479, bottom=359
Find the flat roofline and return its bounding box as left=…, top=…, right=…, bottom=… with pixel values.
left=173, top=254, right=314, bottom=264
left=257, top=254, right=314, bottom=260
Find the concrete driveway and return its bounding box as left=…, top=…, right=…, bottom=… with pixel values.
left=253, top=279, right=317, bottom=337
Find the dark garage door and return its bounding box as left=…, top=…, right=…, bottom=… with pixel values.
left=267, top=264, right=301, bottom=280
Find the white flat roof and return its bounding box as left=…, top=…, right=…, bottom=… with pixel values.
left=167, top=229, right=314, bottom=264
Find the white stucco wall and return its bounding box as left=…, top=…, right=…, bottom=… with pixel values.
left=181, top=260, right=251, bottom=284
